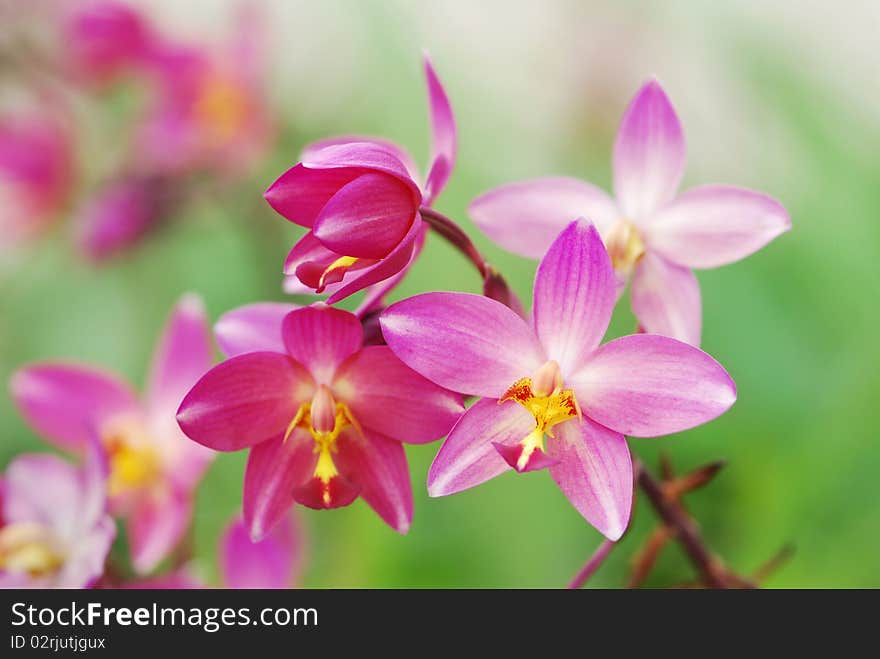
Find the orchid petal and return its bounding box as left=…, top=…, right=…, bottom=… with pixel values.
left=533, top=220, right=616, bottom=374
left=263, top=163, right=362, bottom=227
left=215, top=302, right=298, bottom=358
left=336, top=427, right=413, bottom=533
left=301, top=135, right=420, bottom=187
left=469, top=177, right=619, bottom=259
left=381, top=292, right=545, bottom=398
left=427, top=399, right=535, bottom=497
left=631, top=252, right=702, bottom=346
left=10, top=364, right=139, bottom=451
left=281, top=306, right=362, bottom=384
left=642, top=185, right=791, bottom=269
left=312, top=172, right=417, bottom=259
left=548, top=418, right=633, bottom=541
left=423, top=55, right=457, bottom=204
left=220, top=512, right=300, bottom=588
left=127, top=487, right=191, bottom=574
left=333, top=346, right=464, bottom=444
left=177, top=352, right=314, bottom=451
left=570, top=334, right=736, bottom=437
left=613, top=79, right=686, bottom=219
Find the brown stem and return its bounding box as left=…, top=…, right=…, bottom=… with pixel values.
left=568, top=539, right=616, bottom=589
left=419, top=207, right=489, bottom=279
left=627, top=527, right=672, bottom=588
left=635, top=460, right=729, bottom=588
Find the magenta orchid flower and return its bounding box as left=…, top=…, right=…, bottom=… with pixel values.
left=264, top=54, right=455, bottom=303
left=10, top=294, right=214, bottom=573
left=0, top=113, right=73, bottom=246
left=176, top=304, right=464, bottom=540
left=380, top=220, right=736, bottom=540
left=0, top=445, right=115, bottom=588
left=469, top=79, right=790, bottom=346
left=76, top=175, right=177, bottom=262
left=64, top=1, right=155, bottom=83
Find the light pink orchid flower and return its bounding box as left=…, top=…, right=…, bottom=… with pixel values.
left=264, top=54, right=456, bottom=304
left=0, top=445, right=115, bottom=588
left=469, top=79, right=791, bottom=346
left=0, top=113, right=73, bottom=247
left=380, top=220, right=736, bottom=540
left=10, top=295, right=215, bottom=573
left=176, top=304, right=464, bottom=540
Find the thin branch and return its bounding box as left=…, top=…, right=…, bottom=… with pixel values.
left=419, top=207, right=489, bottom=278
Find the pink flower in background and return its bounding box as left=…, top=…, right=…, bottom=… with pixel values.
left=0, top=445, right=115, bottom=588
left=10, top=295, right=214, bottom=573
left=0, top=113, right=73, bottom=246
left=137, top=9, right=272, bottom=177
left=469, top=79, right=790, bottom=346
left=264, top=54, right=456, bottom=303
left=64, top=1, right=155, bottom=83
left=76, top=175, right=178, bottom=262
left=177, top=304, right=464, bottom=539
left=380, top=220, right=736, bottom=540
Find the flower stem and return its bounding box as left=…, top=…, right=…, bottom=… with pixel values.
left=568, top=539, right=616, bottom=589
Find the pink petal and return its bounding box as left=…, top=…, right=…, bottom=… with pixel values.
left=176, top=352, right=315, bottom=451
left=631, top=252, right=702, bottom=346
left=243, top=430, right=317, bottom=541
left=312, top=172, right=417, bottom=259
left=219, top=512, right=301, bottom=589
left=613, top=79, right=686, bottom=220
left=3, top=453, right=85, bottom=539
left=336, top=427, right=413, bottom=533
left=423, top=55, right=457, bottom=204
left=333, top=345, right=464, bottom=444
left=283, top=231, right=376, bottom=291
left=10, top=363, right=140, bottom=451
left=427, top=398, right=535, bottom=497
left=547, top=418, right=633, bottom=540
left=215, top=302, right=298, bottom=358
left=642, top=185, right=791, bottom=269
left=469, top=177, right=619, bottom=259
left=301, top=141, right=421, bottom=202
left=381, top=292, right=546, bottom=398
left=56, top=516, right=115, bottom=589
left=145, top=293, right=213, bottom=424
left=354, top=222, right=427, bottom=317
left=324, top=216, right=423, bottom=304
left=281, top=305, right=363, bottom=384
left=301, top=135, right=421, bottom=186
left=263, top=163, right=362, bottom=228
left=533, top=219, right=617, bottom=375
left=127, top=487, right=191, bottom=574
left=493, top=441, right=558, bottom=472
left=570, top=334, right=736, bottom=437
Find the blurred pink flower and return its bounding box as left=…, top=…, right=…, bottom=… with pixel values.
left=218, top=511, right=301, bottom=589
left=10, top=294, right=214, bottom=574
left=470, top=79, right=791, bottom=346
left=0, top=444, right=115, bottom=588
left=265, top=55, right=455, bottom=303
left=76, top=175, right=178, bottom=262
left=177, top=304, right=464, bottom=540
left=0, top=113, right=73, bottom=246
left=64, top=1, right=155, bottom=83
left=380, top=220, right=736, bottom=540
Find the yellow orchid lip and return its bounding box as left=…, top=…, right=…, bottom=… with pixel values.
left=498, top=361, right=579, bottom=472
left=0, top=522, right=66, bottom=578
left=101, top=416, right=163, bottom=498
left=605, top=219, right=645, bottom=276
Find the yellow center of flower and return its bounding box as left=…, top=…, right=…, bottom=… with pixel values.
left=101, top=417, right=162, bottom=498
left=499, top=361, right=580, bottom=470
left=605, top=220, right=645, bottom=276
left=285, top=386, right=361, bottom=505
left=194, top=75, right=250, bottom=143
left=0, top=522, right=65, bottom=578
left=318, top=256, right=359, bottom=292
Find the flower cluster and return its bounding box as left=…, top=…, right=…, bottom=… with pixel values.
left=3, top=46, right=789, bottom=587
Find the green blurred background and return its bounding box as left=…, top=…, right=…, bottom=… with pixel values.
left=2, top=0, right=878, bottom=587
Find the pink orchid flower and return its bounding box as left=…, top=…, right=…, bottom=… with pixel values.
left=0, top=445, right=115, bottom=588
left=10, top=295, right=215, bottom=573
left=264, top=54, right=456, bottom=304
left=176, top=304, right=464, bottom=540
left=64, top=1, right=155, bottom=83
left=469, top=79, right=791, bottom=346
left=380, top=220, right=736, bottom=540
left=76, top=175, right=177, bottom=262
left=0, top=113, right=73, bottom=246
left=125, top=511, right=301, bottom=589
left=136, top=11, right=272, bottom=177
